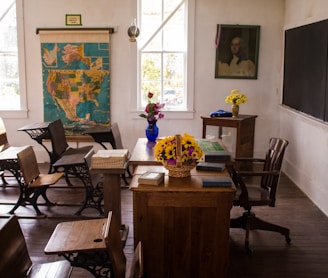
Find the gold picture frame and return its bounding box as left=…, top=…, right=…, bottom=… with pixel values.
left=215, top=24, right=260, bottom=79
left=65, top=14, right=82, bottom=26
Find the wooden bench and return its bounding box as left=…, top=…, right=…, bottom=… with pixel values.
left=0, top=215, right=72, bottom=277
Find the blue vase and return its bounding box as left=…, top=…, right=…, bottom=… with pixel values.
left=145, top=120, right=159, bottom=141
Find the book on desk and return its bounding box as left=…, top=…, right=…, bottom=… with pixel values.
left=138, top=172, right=165, bottom=185
left=197, top=140, right=231, bottom=162
left=202, top=177, right=232, bottom=187
left=196, top=161, right=225, bottom=172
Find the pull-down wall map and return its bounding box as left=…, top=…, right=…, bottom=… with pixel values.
left=39, top=30, right=111, bottom=133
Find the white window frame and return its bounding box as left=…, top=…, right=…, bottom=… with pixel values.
left=130, top=0, right=195, bottom=120
left=0, top=0, right=27, bottom=118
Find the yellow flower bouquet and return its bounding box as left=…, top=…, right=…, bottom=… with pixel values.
left=154, top=133, right=204, bottom=177
left=225, top=89, right=248, bottom=105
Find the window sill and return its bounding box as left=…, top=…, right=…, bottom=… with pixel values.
left=0, top=109, right=28, bottom=119
left=130, top=110, right=195, bottom=120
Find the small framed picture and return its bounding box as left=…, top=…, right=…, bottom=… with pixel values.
left=65, top=14, right=82, bottom=26
left=215, top=24, right=260, bottom=79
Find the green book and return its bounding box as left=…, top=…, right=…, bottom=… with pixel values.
left=197, top=140, right=231, bottom=162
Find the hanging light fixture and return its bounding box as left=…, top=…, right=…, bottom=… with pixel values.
left=127, top=18, right=140, bottom=42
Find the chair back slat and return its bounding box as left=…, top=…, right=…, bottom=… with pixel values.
left=0, top=215, right=32, bottom=277
left=18, top=146, right=40, bottom=185
left=126, top=241, right=144, bottom=278
left=111, top=122, right=124, bottom=149
left=261, top=138, right=289, bottom=204
left=84, top=149, right=102, bottom=185
left=104, top=211, right=126, bottom=278
left=84, top=149, right=95, bottom=168
left=48, top=119, right=69, bottom=161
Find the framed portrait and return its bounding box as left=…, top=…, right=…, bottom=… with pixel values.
left=215, top=24, right=260, bottom=79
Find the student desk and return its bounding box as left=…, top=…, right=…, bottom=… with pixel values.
left=18, top=122, right=97, bottom=173
left=201, top=115, right=257, bottom=157
left=44, top=217, right=109, bottom=277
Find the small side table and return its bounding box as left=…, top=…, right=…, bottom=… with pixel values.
left=201, top=115, right=257, bottom=158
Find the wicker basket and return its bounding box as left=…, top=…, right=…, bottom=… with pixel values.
left=163, top=134, right=196, bottom=178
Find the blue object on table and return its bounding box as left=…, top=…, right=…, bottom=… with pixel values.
left=210, top=110, right=232, bottom=117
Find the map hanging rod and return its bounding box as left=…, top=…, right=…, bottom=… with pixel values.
left=36, top=27, right=115, bottom=35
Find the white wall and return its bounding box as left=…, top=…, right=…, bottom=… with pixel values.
left=281, top=0, right=328, bottom=216
left=5, top=0, right=284, bottom=154
left=7, top=1, right=328, bottom=215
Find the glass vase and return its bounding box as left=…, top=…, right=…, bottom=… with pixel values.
left=145, top=119, right=159, bottom=142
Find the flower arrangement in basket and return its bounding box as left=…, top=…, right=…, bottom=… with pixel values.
left=154, top=133, right=204, bottom=178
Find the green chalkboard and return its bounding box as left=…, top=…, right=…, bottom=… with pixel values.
left=283, top=19, right=328, bottom=121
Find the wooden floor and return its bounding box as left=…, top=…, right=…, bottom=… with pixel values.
left=1, top=164, right=328, bottom=277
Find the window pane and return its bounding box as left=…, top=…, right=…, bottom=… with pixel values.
left=0, top=0, right=20, bottom=110
left=139, top=0, right=187, bottom=111
left=163, top=3, right=185, bottom=51
left=163, top=53, right=184, bottom=107
left=141, top=53, right=162, bottom=107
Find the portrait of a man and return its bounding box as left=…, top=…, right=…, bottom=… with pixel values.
left=215, top=25, right=260, bottom=79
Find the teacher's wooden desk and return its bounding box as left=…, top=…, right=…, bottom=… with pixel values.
left=130, top=165, right=235, bottom=278
left=201, top=115, right=257, bottom=157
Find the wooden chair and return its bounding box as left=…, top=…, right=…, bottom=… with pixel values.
left=111, top=122, right=132, bottom=185
left=10, top=146, right=64, bottom=216
left=227, top=137, right=291, bottom=254
left=47, top=119, right=93, bottom=171
left=104, top=211, right=144, bottom=278
left=0, top=215, right=72, bottom=277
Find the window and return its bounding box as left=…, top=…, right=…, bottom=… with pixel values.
left=0, top=0, right=26, bottom=117
left=137, top=0, right=194, bottom=118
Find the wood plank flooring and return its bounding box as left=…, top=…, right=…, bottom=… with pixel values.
left=1, top=164, right=328, bottom=278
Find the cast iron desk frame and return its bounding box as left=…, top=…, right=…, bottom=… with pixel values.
left=18, top=123, right=116, bottom=174
left=83, top=125, right=116, bottom=150
left=53, top=153, right=129, bottom=237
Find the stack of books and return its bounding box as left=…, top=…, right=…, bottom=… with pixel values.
left=91, top=149, right=129, bottom=169
left=197, top=140, right=231, bottom=162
